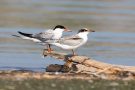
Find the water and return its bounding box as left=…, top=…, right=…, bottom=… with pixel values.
left=0, top=0, right=135, bottom=71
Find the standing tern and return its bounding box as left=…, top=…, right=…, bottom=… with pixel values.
left=47, top=28, right=95, bottom=55
left=15, top=25, right=71, bottom=53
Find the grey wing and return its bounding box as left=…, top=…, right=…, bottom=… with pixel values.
left=59, top=35, right=83, bottom=46
left=33, top=30, right=54, bottom=41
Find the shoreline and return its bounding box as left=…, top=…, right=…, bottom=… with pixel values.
left=0, top=70, right=134, bottom=81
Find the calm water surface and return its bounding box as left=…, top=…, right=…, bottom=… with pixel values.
left=0, top=0, right=135, bottom=71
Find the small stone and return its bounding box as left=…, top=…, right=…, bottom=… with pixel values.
left=51, top=83, right=56, bottom=87
left=109, top=82, right=119, bottom=86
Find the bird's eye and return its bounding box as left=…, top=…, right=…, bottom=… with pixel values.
left=82, top=29, right=87, bottom=32
left=78, top=29, right=88, bottom=33
left=82, top=29, right=85, bottom=32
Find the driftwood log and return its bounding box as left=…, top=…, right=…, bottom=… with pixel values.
left=43, top=50, right=135, bottom=79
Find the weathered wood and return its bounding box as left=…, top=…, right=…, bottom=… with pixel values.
left=43, top=50, right=135, bottom=79
left=0, top=50, right=134, bottom=80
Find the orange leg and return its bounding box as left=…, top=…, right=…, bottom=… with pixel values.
left=72, top=49, right=77, bottom=56
left=42, top=45, right=48, bottom=56
left=47, top=44, right=53, bottom=53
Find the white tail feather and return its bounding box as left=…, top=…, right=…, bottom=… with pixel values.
left=20, top=36, right=41, bottom=43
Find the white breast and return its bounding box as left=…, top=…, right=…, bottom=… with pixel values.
left=52, top=28, right=63, bottom=39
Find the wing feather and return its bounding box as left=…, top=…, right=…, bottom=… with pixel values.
left=34, top=29, right=54, bottom=41
left=58, top=35, right=83, bottom=46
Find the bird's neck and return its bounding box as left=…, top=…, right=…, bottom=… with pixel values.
left=78, top=32, right=88, bottom=40
left=53, top=29, right=63, bottom=39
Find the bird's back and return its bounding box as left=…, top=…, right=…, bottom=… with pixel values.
left=34, top=29, right=54, bottom=42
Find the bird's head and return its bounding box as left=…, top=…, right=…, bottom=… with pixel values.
left=78, top=28, right=95, bottom=34
left=53, top=25, right=71, bottom=32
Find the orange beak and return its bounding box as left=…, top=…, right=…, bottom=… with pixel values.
left=64, top=28, right=72, bottom=32
left=89, top=29, right=95, bottom=32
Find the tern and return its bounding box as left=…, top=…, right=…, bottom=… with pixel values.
left=46, top=28, right=95, bottom=55
left=15, top=25, right=71, bottom=53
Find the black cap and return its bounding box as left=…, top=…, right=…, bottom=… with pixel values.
left=53, top=25, right=66, bottom=30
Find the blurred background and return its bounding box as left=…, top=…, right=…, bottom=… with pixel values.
left=0, top=0, right=135, bottom=71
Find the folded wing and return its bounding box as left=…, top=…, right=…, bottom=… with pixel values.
left=58, top=35, right=83, bottom=46
left=34, top=29, right=54, bottom=42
